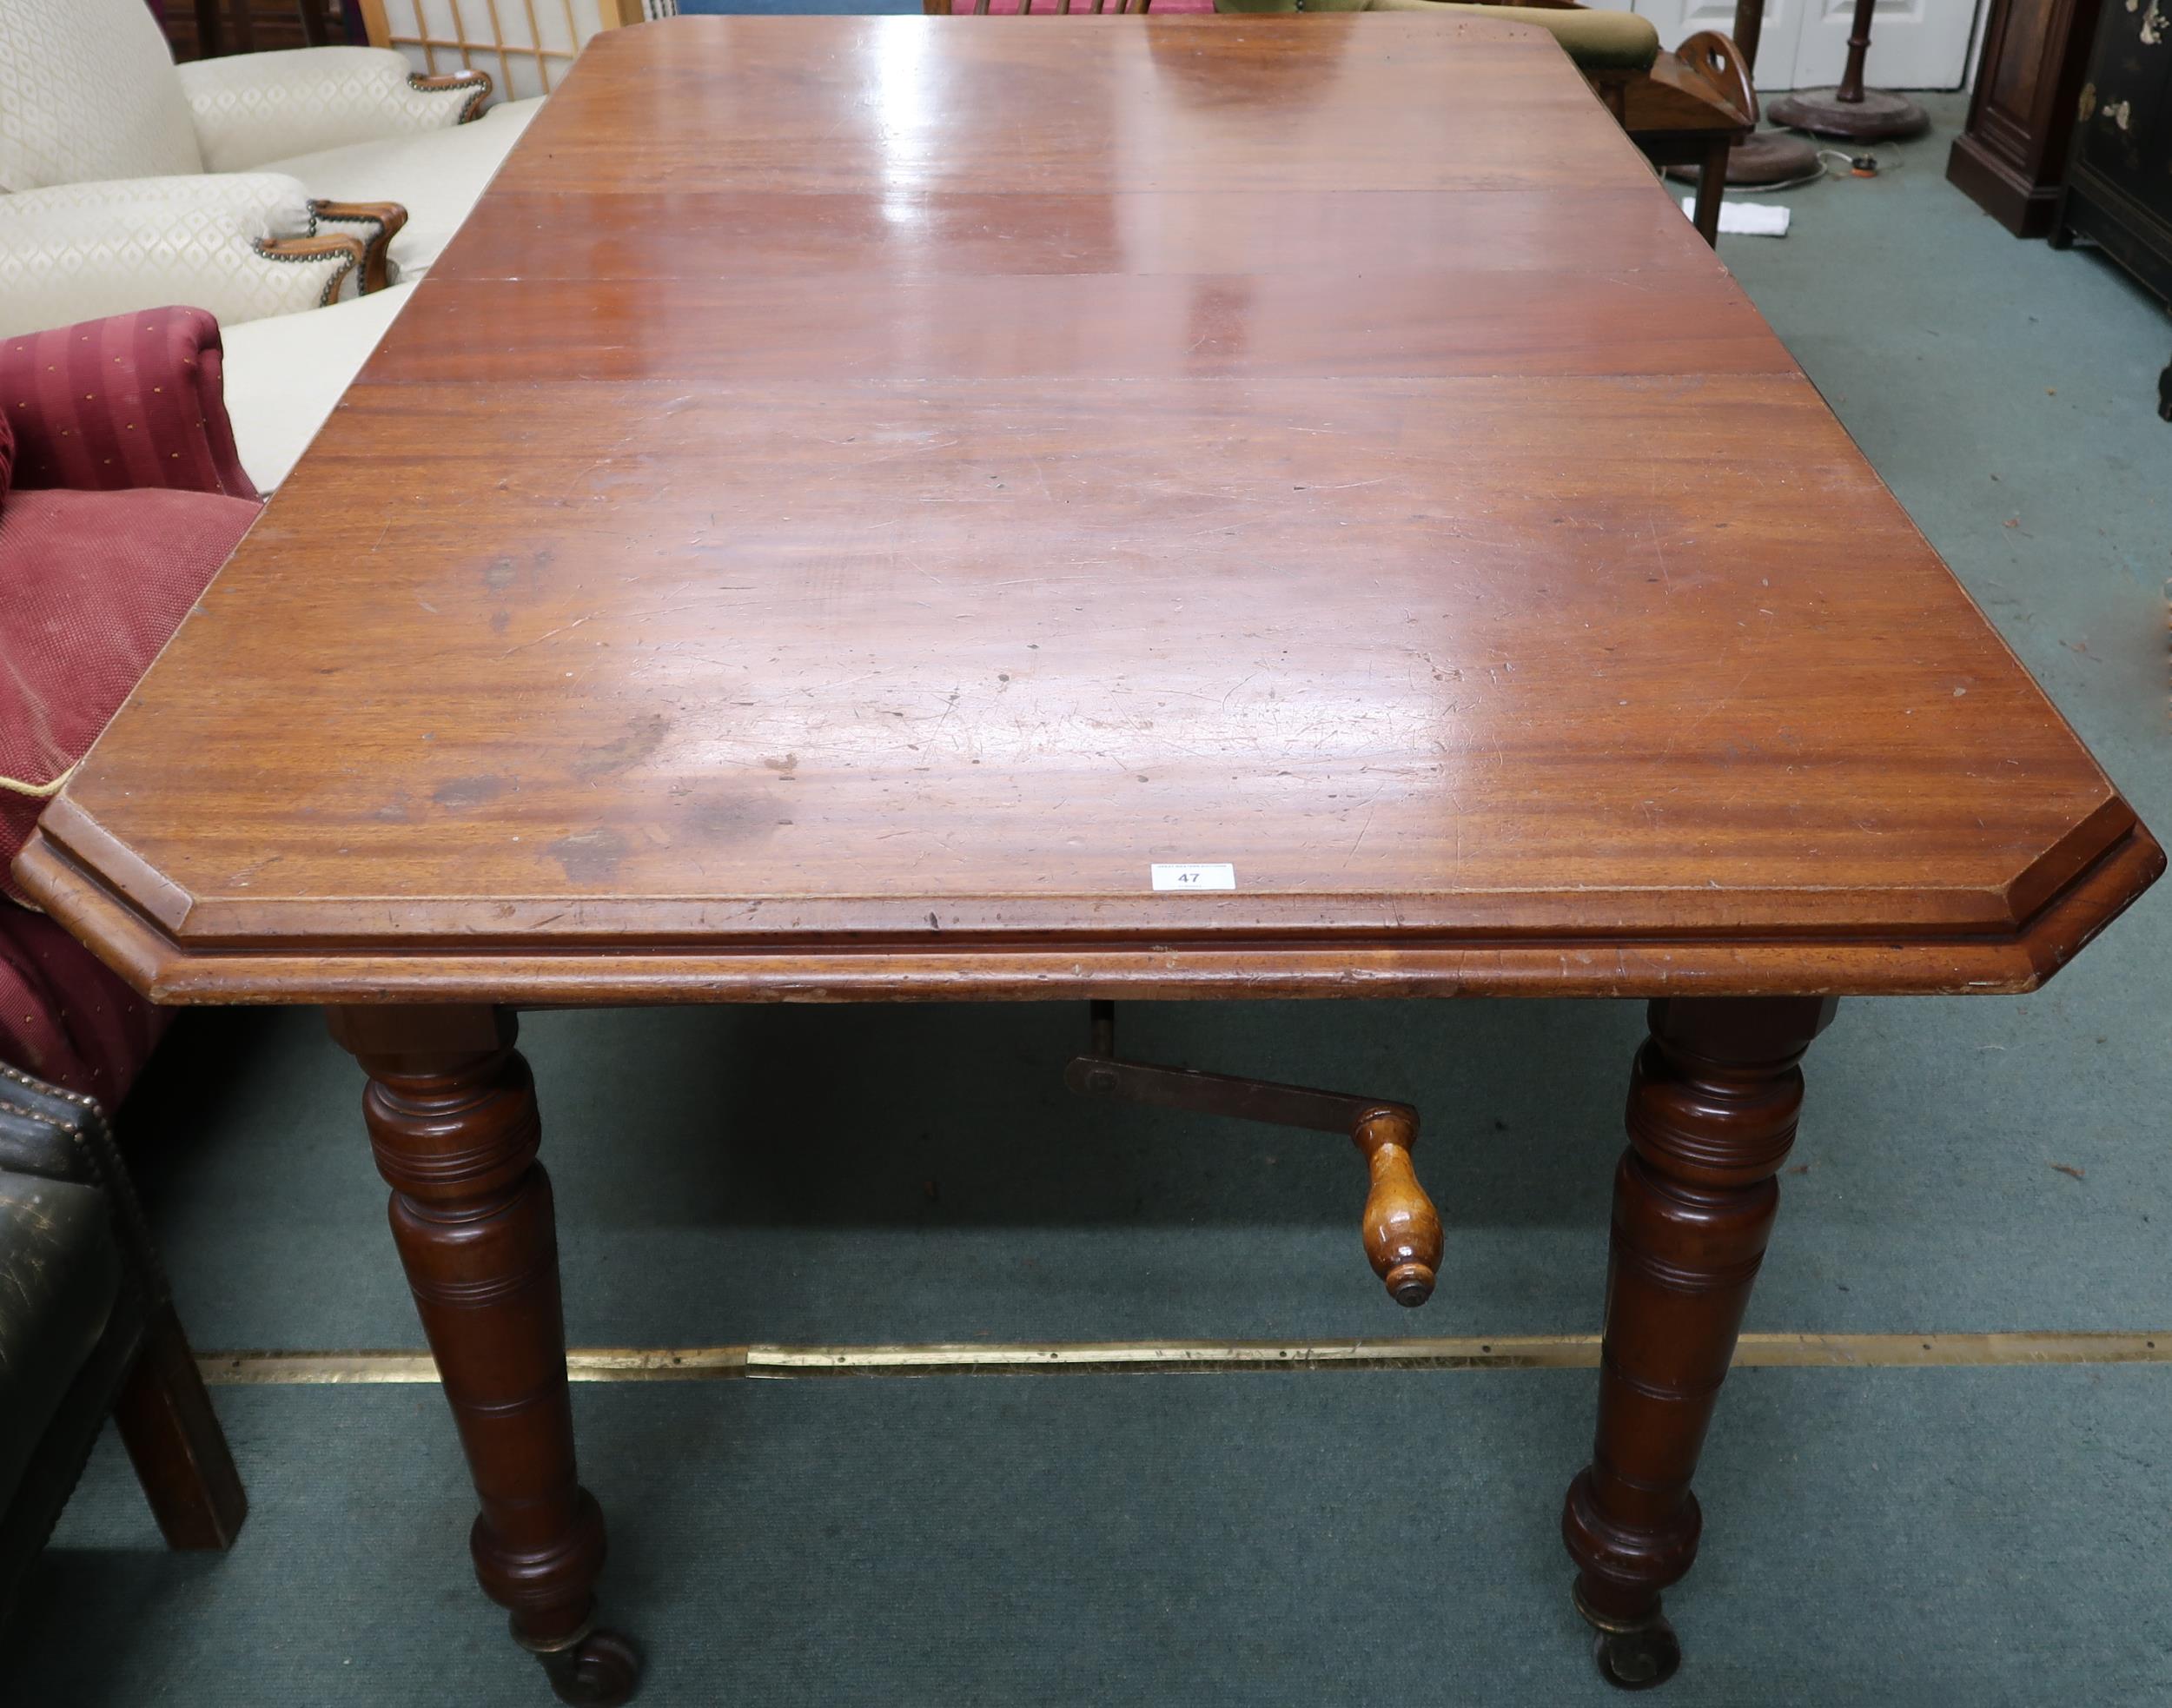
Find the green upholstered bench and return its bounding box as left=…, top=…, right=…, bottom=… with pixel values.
left=1213, top=0, right=1659, bottom=75
left=1209, top=0, right=1759, bottom=246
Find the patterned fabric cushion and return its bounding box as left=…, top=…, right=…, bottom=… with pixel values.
left=2, top=308, right=258, bottom=499
left=0, top=305, right=255, bottom=1101
left=0, top=479, right=246, bottom=1099
left=0, top=486, right=258, bottom=910
left=0, top=174, right=347, bottom=341
left=0, top=0, right=203, bottom=192
left=178, top=46, right=489, bottom=175
left=0, top=391, right=11, bottom=500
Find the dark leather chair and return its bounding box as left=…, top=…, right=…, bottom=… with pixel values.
left=0, top=1063, right=244, bottom=1625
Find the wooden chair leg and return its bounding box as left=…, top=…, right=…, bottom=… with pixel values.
left=1692, top=139, right=1732, bottom=248
left=113, top=1305, right=248, bottom=1551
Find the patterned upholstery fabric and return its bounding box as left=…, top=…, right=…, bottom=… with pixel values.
left=0, top=484, right=258, bottom=907
left=0, top=175, right=345, bottom=341
left=179, top=47, right=487, bottom=175
left=2, top=308, right=258, bottom=498
left=0, top=0, right=204, bottom=192
left=0, top=308, right=261, bottom=1099
left=0, top=2, right=493, bottom=347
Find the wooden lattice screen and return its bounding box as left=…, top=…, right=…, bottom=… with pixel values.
left=358, top=0, right=675, bottom=102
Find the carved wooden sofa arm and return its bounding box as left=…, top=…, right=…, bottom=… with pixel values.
left=308, top=201, right=411, bottom=295
left=254, top=231, right=372, bottom=304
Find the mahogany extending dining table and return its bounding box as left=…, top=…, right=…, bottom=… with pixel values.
left=16, top=14, right=2160, bottom=1702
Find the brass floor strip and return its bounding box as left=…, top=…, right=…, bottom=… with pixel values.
left=197, top=1331, right=2172, bottom=1387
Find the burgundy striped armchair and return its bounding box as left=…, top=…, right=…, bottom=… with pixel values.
left=0, top=307, right=262, bottom=1103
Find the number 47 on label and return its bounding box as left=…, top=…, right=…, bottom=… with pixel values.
left=1150, top=864, right=1237, bottom=892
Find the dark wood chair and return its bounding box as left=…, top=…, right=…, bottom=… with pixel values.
left=1599, top=19, right=1758, bottom=243
left=0, top=1066, right=245, bottom=1628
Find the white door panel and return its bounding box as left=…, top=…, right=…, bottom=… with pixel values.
left=1789, top=0, right=1975, bottom=88
left=1626, top=0, right=1977, bottom=90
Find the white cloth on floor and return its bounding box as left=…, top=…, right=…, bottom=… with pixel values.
left=1681, top=195, right=1792, bottom=237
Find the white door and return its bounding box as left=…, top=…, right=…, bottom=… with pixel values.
left=1612, top=0, right=1983, bottom=90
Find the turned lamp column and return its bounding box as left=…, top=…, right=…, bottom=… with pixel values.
left=1716, top=0, right=1823, bottom=186
left=1767, top=0, right=1930, bottom=142
left=1562, top=996, right=1837, bottom=1689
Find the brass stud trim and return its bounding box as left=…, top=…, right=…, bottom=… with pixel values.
left=197, top=1331, right=2172, bottom=1386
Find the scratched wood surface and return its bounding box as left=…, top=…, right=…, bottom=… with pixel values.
left=16, top=16, right=2159, bottom=1002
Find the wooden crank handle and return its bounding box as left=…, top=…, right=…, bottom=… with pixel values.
left=1351, top=1109, right=1442, bottom=1307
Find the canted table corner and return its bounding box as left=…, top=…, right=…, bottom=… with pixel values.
left=13, top=15, right=2159, bottom=1703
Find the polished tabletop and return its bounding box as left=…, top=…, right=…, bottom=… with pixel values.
left=17, top=16, right=2158, bottom=1003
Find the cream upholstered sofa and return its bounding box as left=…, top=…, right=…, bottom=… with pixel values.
left=0, top=0, right=557, bottom=489
left=210, top=3, right=679, bottom=486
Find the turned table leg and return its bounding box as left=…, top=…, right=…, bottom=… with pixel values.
left=1562, top=996, right=1837, bottom=1689
left=328, top=1006, right=639, bottom=1707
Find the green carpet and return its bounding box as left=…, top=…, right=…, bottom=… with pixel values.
left=20, top=1368, right=2172, bottom=1705
left=23, top=93, right=2172, bottom=1704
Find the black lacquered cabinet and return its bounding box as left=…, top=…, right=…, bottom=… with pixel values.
left=2052, top=0, right=2172, bottom=415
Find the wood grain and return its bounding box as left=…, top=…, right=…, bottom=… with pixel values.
left=14, top=16, right=2157, bottom=1004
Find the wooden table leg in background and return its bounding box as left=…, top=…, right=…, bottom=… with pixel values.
left=1561, top=996, right=1838, bottom=1688
left=327, top=1005, right=640, bottom=1708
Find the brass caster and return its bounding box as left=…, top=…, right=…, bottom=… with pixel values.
left=1573, top=1584, right=1680, bottom=1691
left=522, top=1620, right=642, bottom=1706
left=1591, top=1619, right=1680, bottom=1691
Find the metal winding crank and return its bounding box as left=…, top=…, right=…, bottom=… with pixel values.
left=1063, top=1000, right=1444, bottom=1306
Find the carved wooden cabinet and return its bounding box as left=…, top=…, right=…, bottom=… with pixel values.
left=2053, top=0, right=2172, bottom=416
left=1947, top=0, right=2105, bottom=235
